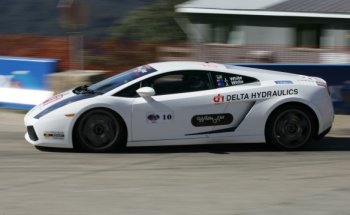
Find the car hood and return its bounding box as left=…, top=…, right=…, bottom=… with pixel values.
left=26, top=90, right=98, bottom=119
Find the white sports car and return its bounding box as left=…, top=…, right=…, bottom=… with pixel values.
left=24, top=61, right=334, bottom=152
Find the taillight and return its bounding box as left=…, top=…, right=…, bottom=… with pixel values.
left=313, top=77, right=329, bottom=95
left=316, top=81, right=327, bottom=88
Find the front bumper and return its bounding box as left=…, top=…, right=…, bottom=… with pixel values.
left=24, top=112, right=74, bottom=149
left=26, top=125, right=38, bottom=141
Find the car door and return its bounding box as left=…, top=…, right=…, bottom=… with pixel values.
left=130, top=70, right=229, bottom=141
left=206, top=70, right=260, bottom=138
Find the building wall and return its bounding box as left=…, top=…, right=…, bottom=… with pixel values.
left=186, top=14, right=350, bottom=49
left=176, top=14, right=350, bottom=64
left=243, top=25, right=293, bottom=45
left=322, top=28, right=349, bottom=48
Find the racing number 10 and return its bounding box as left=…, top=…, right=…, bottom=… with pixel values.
left=163, top=114, right=172, bottom=120
left=147, top=112, right=174, bottom=124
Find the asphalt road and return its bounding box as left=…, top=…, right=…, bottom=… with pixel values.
left=1, top=110, right=350, bottom=215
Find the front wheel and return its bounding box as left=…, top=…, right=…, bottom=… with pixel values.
left=74, top=109, right=126, bottom=152
left=266, top=105, right=316, bottom=150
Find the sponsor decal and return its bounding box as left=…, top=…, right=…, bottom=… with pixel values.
left=191, top=113, right=233, bottom=127
left=134, top=65, right=157, bottom=77
left=230, top=76, right=244, bottom=85
left=216, top=75, right=226, bottom=87
left=44, top=131, right=64, bottom=139
left=139, top=65, right=154, bottom=74
left=213, top=94, right=225, bottom=103
left=213, top=89, right=299, bottom=103
left=147, top=114, right=160, bottom=123
left=43, top=92, right=69, bottom=106
left=186, top=102, right=255, bottom=136
left=147, top=112, right=174, bottom=124
left=215, top=74, right=248, bottom=87
left=275, top=80, right=293, bottom=84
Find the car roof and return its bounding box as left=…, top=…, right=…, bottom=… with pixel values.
left=147, top=61, right=301, bottom=81
left=148, top=61, right=298, bottom=79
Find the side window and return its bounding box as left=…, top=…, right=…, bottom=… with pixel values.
left=114, top=82, right=141, bottom=98
left=114, top=70, right=214, bottom=97
left=211, top=72, right=258, bottom=88
left=144, top=70, right=213, bottom=96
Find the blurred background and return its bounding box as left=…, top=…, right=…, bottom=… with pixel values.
left=0, top=0, right=188, bottom=72
left=1, top=0, right=350, bottom=112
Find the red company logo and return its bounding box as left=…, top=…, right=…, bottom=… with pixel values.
left=43, top=94, right=63, bottom=106
left=202, top=63, right=218, bottom=68
left=213, top=94, right=224, bottom=103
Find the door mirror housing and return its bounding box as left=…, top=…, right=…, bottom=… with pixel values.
left=136, top=87, right=155, bottom=98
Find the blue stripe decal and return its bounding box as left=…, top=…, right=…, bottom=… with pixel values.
left=185, top=126, right=238, bottom=136
left=34, top=94, right=98, bottom=119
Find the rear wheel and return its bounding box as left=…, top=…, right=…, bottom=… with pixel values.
left=74, top=109, right=126, bottom=152
left=266, top=105, right=316, bottom=150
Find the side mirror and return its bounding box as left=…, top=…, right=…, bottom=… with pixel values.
left=136, top=87, right=155, bottom=98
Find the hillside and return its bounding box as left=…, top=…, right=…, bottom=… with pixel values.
left=0, top=0, right=160, bottom=38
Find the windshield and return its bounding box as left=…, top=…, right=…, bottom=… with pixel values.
left=87, top=65, right=157, bottom=94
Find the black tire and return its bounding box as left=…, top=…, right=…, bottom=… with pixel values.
left=74, top=109, right=126, bottom=152
left=266, top=105, right=316, bottom=150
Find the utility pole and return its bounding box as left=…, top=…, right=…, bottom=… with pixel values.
left=57, top=0, right=88, bottom=70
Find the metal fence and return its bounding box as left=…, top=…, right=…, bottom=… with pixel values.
left=159, top=43, right=350, bottom=64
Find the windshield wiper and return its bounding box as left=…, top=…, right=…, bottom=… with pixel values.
left=73, top=85, right=98, bottom=95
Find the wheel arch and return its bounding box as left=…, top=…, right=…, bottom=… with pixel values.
left=71, top=107, right=128, bottom=149
left=264, top=102, right=319, bottom=140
